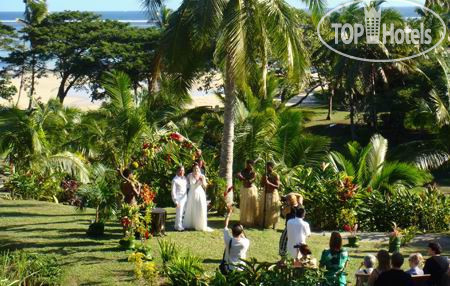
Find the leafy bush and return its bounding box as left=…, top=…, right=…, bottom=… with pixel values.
left=158, top=239, right=179, bottom=267
left=5, top=172, right=62, bottom=201
left=0, top=251, right=61, bottom=286
left=281, top=166, right=449, bottom=232
left=165, top=253, right=207, bottom=286
left=358, top=187, right=449, bottom=232
left=208, top=259, right=326, bottom=286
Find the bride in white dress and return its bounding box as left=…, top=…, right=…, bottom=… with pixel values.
left=183, top=164, right=212, bottom=231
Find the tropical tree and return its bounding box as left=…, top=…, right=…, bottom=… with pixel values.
left=329, top=134, right=432, bottom=194
left=234, top=77, right=330, bottom=170
left=144, top=0, right=325, bottom=188
left=72, top=71, right=150, bottom=172
left=0, top=101, right=89, bottom=182
left=19, top=0, right=48, bottom=109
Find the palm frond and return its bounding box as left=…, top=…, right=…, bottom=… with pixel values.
left=366, top=134, right=388, bottom=174
left=45, top=151, right=90, bottom=183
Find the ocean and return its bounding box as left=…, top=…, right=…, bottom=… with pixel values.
left=0, top=7, right=421, bottom=31
left=0, top=7, right=421, bottom=68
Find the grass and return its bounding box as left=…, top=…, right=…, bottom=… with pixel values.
left=0, top=199, right=448, bottom=285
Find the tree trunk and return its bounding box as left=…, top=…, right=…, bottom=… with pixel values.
left=16, top=67, right=25, bottom=107
left=349, top=90, right=356, bottom=140
left=261, top=43, right=268, bottom=99
left=28, top=57, right=36, bottom=110
left=327, top=85, right=334, bottom=120
left=57, top=75, right=69, bottom=103
left=370, top=66, right=377, bottom=129
left=219, top=58, right=236, bottom=188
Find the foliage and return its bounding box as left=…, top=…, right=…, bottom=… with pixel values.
left=358, top=186, right=449, bottom=232
left=329, top=134, right=432, bottom=194
left=0, top=73, right=17, bottom=101
left=0, top=251, right=61, bottom=286
left=5, top=172, right=62, bottom=201
left=158, top=239, right=179, bottom=267
left=77, top=164, right=120, bottom=223
left=0, top=102, right=90, bottom=183
left=208, top=259, right=326, bottom=286
left=400, top=226, right=420, bottom=247
left=165, top=253, right=207, bottom=286
left=128, top=252, right=158, bottom=285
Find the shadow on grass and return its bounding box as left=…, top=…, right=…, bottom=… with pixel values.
left=0, top=212, right=92, bottom=218
left=0, top=239, right=105, bottom=252
left=0, top=203, right=44, bottom=208
left=203, top=258, right=222, bottom=264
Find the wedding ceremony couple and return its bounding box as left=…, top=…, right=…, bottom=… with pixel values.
left=171, top=163, right=213, bottom=232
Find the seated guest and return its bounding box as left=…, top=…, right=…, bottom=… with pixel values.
left=320, top=232, right=349, bottom=286
left=297, top=244, right=317, bottom=268
left=223, top=220, right=250, bottom=271
left=424, top=242, right=449, bottom=286
left=357, top=254, right=376, bottom=275
left=368, top=250, right=391, bottom=286
left=406, top=253, right=424, bottom=276
left=286, top=208, right=311, bottom=259
left=374, top=252, right=413, bottom=286
left=279, top=193, right=304, bottom=258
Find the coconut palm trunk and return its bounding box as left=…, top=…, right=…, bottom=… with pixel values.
left=219, top=58, right=236, bottom=188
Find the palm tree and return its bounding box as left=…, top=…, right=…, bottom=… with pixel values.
left=316, top=1, right=420, bottom=135
left=19, top=0, right=48, bottom=110
left=234, top=77, right=330, bottom=170
left=329, top=134, right=432, bottom=194
left=0, top=102, right=89, bottom=182
left=144, top=0, right=325, bottom=188
left=73, top=71, right=150, bottom=172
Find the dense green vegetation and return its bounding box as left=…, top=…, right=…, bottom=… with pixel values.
left=0, top=0, right=449, bottom=284
left=1, top=200, right=448, bottom=285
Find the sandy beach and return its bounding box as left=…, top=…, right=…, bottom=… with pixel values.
left=0, top=72, right=224, bottom=110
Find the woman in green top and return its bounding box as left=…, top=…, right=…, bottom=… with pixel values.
left=320, top=231, right=349, bottom=286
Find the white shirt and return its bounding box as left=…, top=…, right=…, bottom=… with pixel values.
left=286, top=218, right=311, bottom=259
left=171, top=175, right=188, bottom=204
left=223, top=228, right=250, bottom=270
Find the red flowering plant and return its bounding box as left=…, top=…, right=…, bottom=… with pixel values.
left=338, top=176, right=359, bottom=202
left=339, top=208, right=358, bottom=238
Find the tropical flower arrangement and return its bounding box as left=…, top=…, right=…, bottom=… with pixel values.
left=339, top=208, right=360, bottom=247
left=119, top=183, right=156, bottom=251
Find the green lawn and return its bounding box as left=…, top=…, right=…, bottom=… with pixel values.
left=0, top=200, right=448, bottom=285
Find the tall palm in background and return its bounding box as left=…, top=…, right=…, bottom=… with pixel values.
left=329, top=134, right=432, bottom=194
left=143, top=0, right=325, bottom=187
left=20, top=0, right=48, bottom=110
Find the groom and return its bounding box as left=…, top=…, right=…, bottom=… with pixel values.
left=171, top=165, right=188, bottom=231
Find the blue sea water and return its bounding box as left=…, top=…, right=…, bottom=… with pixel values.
left=0, top=7, right=422, bottom=68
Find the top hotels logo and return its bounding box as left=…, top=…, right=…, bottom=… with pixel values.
left=317, top=0, right=447, bottom=63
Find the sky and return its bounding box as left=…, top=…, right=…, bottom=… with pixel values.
left=0, top=0, right=425, bottom=12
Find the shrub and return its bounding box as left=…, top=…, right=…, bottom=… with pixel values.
left=0, top=251, right=61, bottom=286
left=358, top=187, right=449, bottom=232
left=158, top=239, right=179, bottom=267
left=5, top=172, right=62, bottom=201
left=165, top=253, right=207, bottom=286
left=208, top=259, right=326, bottom=286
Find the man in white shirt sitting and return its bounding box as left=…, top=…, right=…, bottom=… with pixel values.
left=171, top=166, right=188, bottom=231
left=286, top=208, right=311, bottom=260
left=223, top=220, right=250, bottom=270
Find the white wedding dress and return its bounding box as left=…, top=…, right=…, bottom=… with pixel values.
left=183, top=173, right=212, bottom=231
